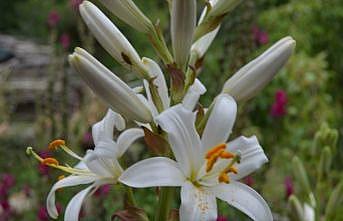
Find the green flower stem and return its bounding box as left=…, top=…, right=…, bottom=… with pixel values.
left=154, top=187, right=174, bottom=221
left=125, top=186, right=137, bottom=206
left=148, top=27, right=174, bottom=65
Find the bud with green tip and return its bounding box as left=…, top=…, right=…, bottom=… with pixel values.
left=325, top=180, right=343, bottom=220
left=292, top=156, right=312, bottom=196
left=69, top=47, right=153, bottom=123
left=288, top=195, right=304, bottom=220
left=222, top=37, right=295, bottom=101
left=96, top=0, right=153, bottom=33
left=317, top=146, right=332, bottom=180
left=171, top=0, right=196, bottom=68
left=79, top=1, right=149, bottom=79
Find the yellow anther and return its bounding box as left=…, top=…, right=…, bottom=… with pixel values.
left=58, top=175, right=65, bottom=181
left=206, top=149, right=224, bottom=172
left=42, top=158, right=59, bottom=166
left=206, top=143, right=226, bottom=159
left=225, top=166, right=238, bottom=174
left=220, top=151, right=235, bottom=159
left=48, top=139, right=66, bottom=151
left=218, top=172, right=230, bottom=184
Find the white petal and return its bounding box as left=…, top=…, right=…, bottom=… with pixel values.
left=84, top=150, right=122, bottom=178
left=116, top=128, right=144, bottom=157
left=119, top=157, right=185, bottom=188
left=64, top=185, right=94, bottom=221
left=304, top=203, right=315, bottom=221
left=171, top=0, right=196, bottom=68
left=142, top=57, right=170, bottom=109
left=156, top=105, right=202, bottom=177
left=47, top=176, right=96, bottom=219
left=182, top=79, right=206, bottom=110
left=180, top=181, right=217, bottom=221
left=92, top=109, right=124, bottom=146
left=227, top=136, right=268, bottom=180
left=79, top=1, right=146, bottom=73
left=201, top=94, right=237, bottom=155
left=207, top=0, right=243, bottom=18
left=222, top=37, right=295, bottom=101
left=69, top=48, right=153, bottom=123
left=211, top=182, right=273, bottom=221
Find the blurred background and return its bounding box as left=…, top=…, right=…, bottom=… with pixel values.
left=0, top=0, right=342, bottom=220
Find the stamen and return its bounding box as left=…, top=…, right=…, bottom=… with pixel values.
left=220, top=151, right=235, bottom=159
left=48, top=139, right=65, bottom=150
left=205, top=143, right=226, bottom=159
left=206, top=149, right=224, bottom=172
left=224, top=166, right=238, bottom=174
left=218, top=172, right=230, bottom=184
left=42, top=158, right=59, bottom=166
left=58, top=175, right=65, bottom=181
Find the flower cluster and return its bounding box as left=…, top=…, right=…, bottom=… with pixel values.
left=27, top=0, right=295, bottom=220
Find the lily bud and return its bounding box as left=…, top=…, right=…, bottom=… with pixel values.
left=191, top=0, right=220, bottom=59
left=288, top=195, right=304, bottom=221
left=318, top=146, right=332, bottom=179
left=79, top=1, right=149, bottom=78
left=69, top=47, right=153, bottom=123
left=207, top=0, right=243, bottom=18
left=325, top=180, right=343, bottom=220
left=171, top=0, right=196, bottom=68
left=96, top=0, right=153, bottom=33
left=222, top=36, right=295, bottom=101
left=292, top=156, right=312, bottom=196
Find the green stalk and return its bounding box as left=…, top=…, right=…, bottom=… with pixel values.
left=125, top=186, right=137, bottom=206
left=154, top=187, right=174, bottom=221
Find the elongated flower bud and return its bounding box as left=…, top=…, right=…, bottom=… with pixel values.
left=69, top=47, right=153, bottom=123
left=96, top=0, right=153, bottom=33
left=288, top=195, right=304, bottom=221
left=325, top=180, right=343, bottom=220
left=207, top=0, right=243, bottom=18
left=222, top=36, right=295, bottom=101
left=79, top=1, right=149, bottom=78
left=191, top=0, right=220, bottom=59
left=171, top=0, right=196, bottom=68
left=292, top=156, right=312, bottom=196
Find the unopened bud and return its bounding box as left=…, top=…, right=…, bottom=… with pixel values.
left=292, top=156, right=312, bottom=196
left=288, top=195, right=304, bottom=220
left=325, top=180, right=343, bottom=220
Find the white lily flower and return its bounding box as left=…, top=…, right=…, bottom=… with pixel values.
left=27, top=109, right=144, bottom=221
left=171, top=0, right=196, bottom=68
left=191, top=0, right=220, bottom=59
left=141, top=57, right=206, bottom=117
left=222, top=36, right=296, bottom=101
left=304, top=203, right=315, bottom=221
left=79, top=1, right=148, bottom=78
left=96, top=0, right=152, bottom=33
left=120, top=94, right=272, bottom=221
left=69, top=47, right=153, bottom=123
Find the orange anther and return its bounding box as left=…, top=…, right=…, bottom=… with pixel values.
left=58, top=175, right=65, bottom=181
left=205, top=143, right=226, bottom=159
left=220, top=151, right=235, bottom=159
left=225, top=166, right=238, bottom=174
left=48, top=139, right=65, bottom=150
left=42, top=158, right=59, bottom=166
left=206, top=149, right=224, bottom=172
left=218, top=172, right=230, bottom=184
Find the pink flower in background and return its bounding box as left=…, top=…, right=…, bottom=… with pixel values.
left=38, top=151, right=52, bottom=176
left=60, top=33, right=71, bottom=50
left=217, top=216, right=228, bottom=221
left=243, top=175, right=255, bottom=187
left=2, top=174, right=15, bottom=189
left=271, top=90, right=288, bottom=117
left=94, top=184, right=111, bottom=198
left=0, top=200, right=10, bottom=212
left=47, top=10, right=61, bottom=28
left=70, top=0, right=83, bottom=11
left=82, top=131, right=94, bottom=151
left=284, top=176, right=294, bottom=199
left=38, top=204, right=62, bottom=221
left=252, top=25, right=269, bottom=46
